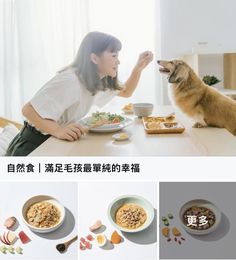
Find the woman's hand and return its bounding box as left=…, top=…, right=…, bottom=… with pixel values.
left=135, top=51, right=153, bottom=71
left=54, top=123, right=86, bottom=141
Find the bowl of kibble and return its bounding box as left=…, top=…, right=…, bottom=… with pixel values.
left=108, top=195, right=154, bottom=233
left=22, top=195, right=65, bottom=233
left=179, top=199, right=221, bottom=235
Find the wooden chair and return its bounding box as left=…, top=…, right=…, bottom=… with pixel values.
left=0, top=117, right=23, bottom=130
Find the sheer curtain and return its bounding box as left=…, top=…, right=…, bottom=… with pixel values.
left=0, top=0, right=161, bottom=122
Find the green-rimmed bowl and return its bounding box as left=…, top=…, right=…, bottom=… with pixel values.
left=108, top=195, right=154, bottom=233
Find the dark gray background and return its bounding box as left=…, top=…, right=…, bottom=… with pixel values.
left=160, top=182, right=235, bottom=259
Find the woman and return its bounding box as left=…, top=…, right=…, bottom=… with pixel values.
left=6, top=31, right=153, bottom=156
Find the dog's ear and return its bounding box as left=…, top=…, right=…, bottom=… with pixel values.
left=168, top=64, right=182, bottom=83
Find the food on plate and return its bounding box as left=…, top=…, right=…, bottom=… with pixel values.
left=4, top=216, right=17, bottom=229
left=172, top=227, right=181, bottom=236
left=162, top=227, right=170, bottom=237
left=26, top=201, right=61, bottom=228
left=0, top=231, right=17, bottom=245
left=18, top=231, right=30, bottom=244
left=89, top=220, right=102, bottom=232
left=111, top=231, right=122, bottom=244
left=115, top=203, right=147, bottom=229
left=182, top=206, right=216, bottom=230
left=122, top=103, right=133, bottom=113
left=146, top=121, right=162, bottom=130
left=163, top=122, right=178, bottom=128
left=87, top=112, right=125, bottom=127
left=96, top=234, right=107, bottom=247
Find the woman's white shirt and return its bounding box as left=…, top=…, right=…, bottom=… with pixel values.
left=30, top=68, right=118, bottom=125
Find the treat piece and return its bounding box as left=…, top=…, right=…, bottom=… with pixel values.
left=162, top=227, right=170, bottom=238
left=172, top=227, right=181, bottom=236
left=89, top=220, right=102, bottom=232
left=18, top=231, right=30, bottom=244
left=4, top=217, right=17, bottom=229
left=111, top=231, right=122, bottom=244
left=86, top=234, right=94, bottom=241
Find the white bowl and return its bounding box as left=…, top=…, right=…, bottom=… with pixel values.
left=133, top=103, right=153, bottom=117
left=108, top=195, right=154, bottom=233
left=22, top=195, right=65, bottom=233
left=179, top=199, right=221, bottom=235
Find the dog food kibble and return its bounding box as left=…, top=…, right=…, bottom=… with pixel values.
left=183, top=206, right=216, bottom=230
left=167, top=238, right=171, bottom=242
left=174, top=237, right=177, bottom=242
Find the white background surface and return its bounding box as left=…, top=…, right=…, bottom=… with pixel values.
left=0, top=182, right=78, bottom=260
left=79, top=181, right=157, bottom=260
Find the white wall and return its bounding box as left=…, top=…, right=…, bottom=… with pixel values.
left=159, top=0, right=236, bottom=103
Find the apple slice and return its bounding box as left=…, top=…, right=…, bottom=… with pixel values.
left=3, top=232, right=11, bottom=245
left=6, top=231, right=17, bottom=245
left=0, top=234, right=10, bottom=245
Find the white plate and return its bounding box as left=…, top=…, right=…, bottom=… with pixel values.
left=80, top=117, right=133, bottom=133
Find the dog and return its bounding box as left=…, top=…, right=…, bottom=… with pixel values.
left=157, top=59, right=236, bottom=135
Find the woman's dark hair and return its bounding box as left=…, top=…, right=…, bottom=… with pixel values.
left=65, top=31, right=122, bottom=95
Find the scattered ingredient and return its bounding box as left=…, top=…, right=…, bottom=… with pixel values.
left=15, top=247, right=23, bottom=254
left=0, top=231, right=17, bottom=245
left=0, top=245, right=7, bottom=254
left=89, top=220, right=102, bottom=232
left=86, top=234, right=94, bottom=241
left=80, top=242, right=86, bottom=250
left=161, top=213, right=186, bottom=246
left=80, top=237, right=92, bottom=250
left=4, top=217, right=17, bottom=229
left=162, top=227, right=170, bottom=238
left=116, top=203, right=147, bottom=229
left=96, top=234, right=107, bottom=247
left=163, top=220, right=169, bottom=226
left=26, top=201, right=61, bottom=228
left=183, top=206, right=216, bottom=230
left=162, top=216, right=167, bottom=221
left=7, top=245, right=15, bottom=254
left=18, top=231, right=30, bottom=244
left=0, top=245, right=23, bottom=255
left=172, top=227, right=181, bottom=237
left=111, top=231, right=122, bottom=244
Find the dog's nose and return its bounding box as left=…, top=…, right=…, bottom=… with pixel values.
left=157, top=60, right=160, bottom=64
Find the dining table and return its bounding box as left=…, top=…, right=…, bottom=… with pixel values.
left=29, top=103, right=236, bottom=156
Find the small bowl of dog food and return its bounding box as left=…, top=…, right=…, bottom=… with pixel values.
left=108, top=195, right=154, bottom=233
left=22, top=195, right=66, bottom=233
left=179, top=199, right=221, bottom=235
left=133, top=103, right=154, bottom=118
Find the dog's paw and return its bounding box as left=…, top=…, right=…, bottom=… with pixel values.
left=192, top=122, right=207, bottom=128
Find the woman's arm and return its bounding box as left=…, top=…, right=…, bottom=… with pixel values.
left=118, top=51, right=153, bottom=98
left=22, top=103, right=85, bottom=141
